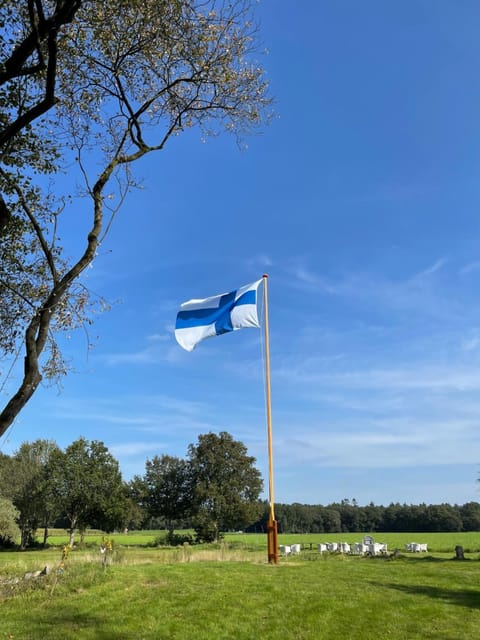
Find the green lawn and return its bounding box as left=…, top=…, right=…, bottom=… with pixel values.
left=1, top=533, right=480, bottom=639
left=42, top=529, right=480, bottom=554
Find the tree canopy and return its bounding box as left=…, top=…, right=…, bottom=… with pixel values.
left=47, top=437, right=125, bottom=546
left=7, top=439, right=60, bottom=548
left=1, top=435, right=480, bottom=548
left=0, top=0, right=271, bottom=436
left=188, top=431, right=263, bottom=541
left=0, top=497, right=20, bottom=547
left=144, top=454, right=192, bottom=538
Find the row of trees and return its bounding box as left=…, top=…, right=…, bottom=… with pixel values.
left=1, top=435, right=479, bottom=549
left=0, top=438, right=129, bottom=548
left=248, top=499, right=480, bottom=535
left=0, top=431, right=264, bottom=547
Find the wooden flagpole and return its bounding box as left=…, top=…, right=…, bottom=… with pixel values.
left=262, top=274, right=278, bottom=564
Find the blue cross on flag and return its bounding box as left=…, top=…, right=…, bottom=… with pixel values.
left=175, top=279, right=262, bottom=351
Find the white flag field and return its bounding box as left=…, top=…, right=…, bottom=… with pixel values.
left=175, top=279, right=263, bottom=352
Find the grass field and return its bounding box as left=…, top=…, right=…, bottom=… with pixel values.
left=40, top=528, right=480, bottom=554
left=1, top=532, right=479, bottom=639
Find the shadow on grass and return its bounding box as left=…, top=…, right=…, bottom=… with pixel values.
left=11, top=611, right=107, bottom=639
left=30, top=610, right=155, bottom=640
left=378, top=581, right=480, bottom=610
left=372, top=553, right=477, bottom=564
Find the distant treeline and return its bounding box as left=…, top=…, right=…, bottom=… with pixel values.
left=2, top=437, right=480, bottom=544
left=247, top=500, right=480, bottom=534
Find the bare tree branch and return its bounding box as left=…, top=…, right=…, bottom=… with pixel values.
left=0, top=1, right=82, bottom=85
left=0, top=0, right=272, bottom=436
left=0, top=1, right=83, bottom=151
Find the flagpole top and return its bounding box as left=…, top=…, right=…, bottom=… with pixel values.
left=262, top=273, right=269, bottom=279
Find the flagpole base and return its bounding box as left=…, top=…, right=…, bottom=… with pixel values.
left=266, top=518, right=278, bottom=564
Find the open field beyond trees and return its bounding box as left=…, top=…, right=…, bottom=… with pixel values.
left=1, top=531, right=480, bottom=639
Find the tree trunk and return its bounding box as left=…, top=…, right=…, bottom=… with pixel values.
left=68, top=517, right=77, bottom=549
left=0, top=146, right=119, bottom=436
left=0, top=362, right=42, bottom=437
left=20, top=527, right=28, bottom=551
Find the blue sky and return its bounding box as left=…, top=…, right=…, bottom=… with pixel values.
left=2, top=0, right=480, bottom=506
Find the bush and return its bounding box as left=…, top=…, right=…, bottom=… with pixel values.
left=151, top=532, right=194, bottom=547
left=166, top=532, right=194, bottom=546
left=192, top=515, right=224, bottom=544
left=0, top=498, right=20, bottom=548
left=0, top=534, right=16, bottom=549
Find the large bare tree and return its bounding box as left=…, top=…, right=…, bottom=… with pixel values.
left=0, top=0, right=271, bottom=436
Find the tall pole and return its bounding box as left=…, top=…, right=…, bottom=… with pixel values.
left=263, top=274, right=278, bottom=564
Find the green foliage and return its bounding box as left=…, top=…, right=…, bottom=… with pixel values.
left=0, top=451, right=14, bottom=498
left=124, top=475, right=150, bottom=529
left=0, top=0, right=272, bottom=435
left=3, top=431, right=480, bottom=545
left=138, top=432, right=264, bottom=542
left=151, top=531, right=194, bottom=547
left=252, top=500, right=480, bottom=535
left=0, top=496, right=20, bottom=547
left=6, top=439, right=61, bottom=548
left=46, top=437, right=125, bottom=546
left=144, top=454, right=192, bottom=535
left=0, top=0, right=90, bottom=386
left=460, top=501, right=480, bottom=531
left=188, top=431, right=263, bottom=542
left=191, top=510, right=224, bottom=544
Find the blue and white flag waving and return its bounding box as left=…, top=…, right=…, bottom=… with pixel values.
left=175, top=279, right=262, bottom=351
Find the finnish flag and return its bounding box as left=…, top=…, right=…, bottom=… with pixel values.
left=175, top=279, right=262, bottom=351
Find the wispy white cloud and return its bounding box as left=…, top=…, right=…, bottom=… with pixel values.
left=245, top=254, right=274, bottom=270
left=286, top=262, right=339, bottom=294
left=144, top=393, right=209, bottom=416
left=102, top=348, right=159, bottom=365
left=272, top=413, right=480, bottom=470
left=274, top=360, right=480, bottom=392
left=147, top=333, right=169, bottom=342
left=110, top=441, right=168, bottom=457
left=100, top=333, right=174, bottom=366
left=412, top=257, right=448, bottom=279
left=280, top=260, right=472, bottom=331
left=462, top=329, right=480, bottom=352
left=45, top=392, right=237, bottom=444
left=323, top=365, right=480, bottom=392
left=459, top=260, right=480, bottom=275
